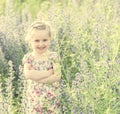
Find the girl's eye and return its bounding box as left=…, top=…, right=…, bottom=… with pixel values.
left=43, top=39, right=47, bottom=41
left=35, top=40, right=39, bottom=42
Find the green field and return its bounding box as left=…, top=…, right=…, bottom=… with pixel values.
left=0, top=0, right=120, bottom=114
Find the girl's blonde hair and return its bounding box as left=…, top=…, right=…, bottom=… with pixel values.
left=25, top=21, right=51, bottom=42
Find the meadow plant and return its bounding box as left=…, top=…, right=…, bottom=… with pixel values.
left=16, top=65, right=29, bottom=114
left=44, top=1, right=120, bottom=113
left=5, top=61, right=15, bottom=113
left=0, top=74, right=4, bottom=114
left=0, top=60, right=15, bottom=114
left=0, top=0, right=120, bottom=113
left=0, top=47, right=8, bottom=76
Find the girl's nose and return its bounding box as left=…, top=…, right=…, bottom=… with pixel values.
left=38, top=42, right=43, bottom=46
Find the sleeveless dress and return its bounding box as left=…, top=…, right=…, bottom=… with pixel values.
left=22, top=51, right=61, bottom=114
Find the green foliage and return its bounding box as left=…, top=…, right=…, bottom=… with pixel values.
left=0, top=0, right=6, bottom=15
left=13, top=0, right=51, bottom=18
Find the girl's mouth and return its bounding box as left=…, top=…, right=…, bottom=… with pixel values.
left=37, top=47, right=46, bottom=50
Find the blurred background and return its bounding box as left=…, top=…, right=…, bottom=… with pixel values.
left=0, top=0, right=120, bottom=114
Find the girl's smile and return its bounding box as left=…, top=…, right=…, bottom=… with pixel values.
left=37, top=46, right=46, bottom=50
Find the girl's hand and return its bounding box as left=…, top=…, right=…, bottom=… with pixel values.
left=29, top=66, right=34, bottom=70
left=48, top=69, right=54, bottom=76
left=35, top=69, right=54, bottom=83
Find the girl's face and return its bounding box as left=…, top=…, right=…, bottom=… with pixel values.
left=30, top=30, right=51, bottom=55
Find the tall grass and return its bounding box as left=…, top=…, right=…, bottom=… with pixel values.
left=0, top=0, right=120, bottom=113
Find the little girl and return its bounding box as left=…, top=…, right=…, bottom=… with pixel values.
left=22, top=21, right=61, bottom=114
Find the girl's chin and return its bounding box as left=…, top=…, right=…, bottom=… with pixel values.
left=36, top=48, right=48, bottom=53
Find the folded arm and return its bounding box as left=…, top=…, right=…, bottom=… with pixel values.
left=37, top=63, right=61, bottom=84
left=23, top=63, right=53, bottom=81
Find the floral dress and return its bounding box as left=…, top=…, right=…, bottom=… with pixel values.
left=22, top=52, right=61, bottom=114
